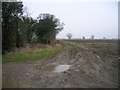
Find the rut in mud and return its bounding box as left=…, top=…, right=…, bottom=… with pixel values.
left=2, top=46, right=118, bottom=88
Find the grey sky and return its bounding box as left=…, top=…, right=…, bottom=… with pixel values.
left=22, top=0, right=118, bottom=39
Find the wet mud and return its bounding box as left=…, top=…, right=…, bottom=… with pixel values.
left=2, top=46, right=118, bottom=88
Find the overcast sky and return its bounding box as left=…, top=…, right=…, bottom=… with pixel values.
left=22, top=0, right=118, bottom=39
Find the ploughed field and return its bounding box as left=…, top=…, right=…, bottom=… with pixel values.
left=2, top=40, right=118, bottom=88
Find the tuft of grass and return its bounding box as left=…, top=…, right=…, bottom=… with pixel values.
left=60, top=41, right=75, bottom=47
left=2, top=48, right=62, bottom=62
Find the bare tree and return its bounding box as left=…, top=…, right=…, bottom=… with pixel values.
left=91, top=35, right=95, bottom=39
left=67, top=33, right=72, bottom=39
left=103, top=37, right=106, bottom=39
left=82, top=36, right=85, bottom=39
left=23, top=6, right=31, bottom=17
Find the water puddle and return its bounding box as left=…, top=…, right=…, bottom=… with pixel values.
left=53, top=65, right=70, bottom=72
left=42, top=65, right=71, bottom=73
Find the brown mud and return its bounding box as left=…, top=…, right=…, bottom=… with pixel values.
left=2, top=45, right=118, bottom=88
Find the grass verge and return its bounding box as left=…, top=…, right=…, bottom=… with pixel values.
left=2, top=47, right=62, bottom=62
left=60, top=40, right=75, bottom=47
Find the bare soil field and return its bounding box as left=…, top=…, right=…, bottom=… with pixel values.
left=2, top=40, right=118, bottom=88
left=64, top=39, right=118, bottom=43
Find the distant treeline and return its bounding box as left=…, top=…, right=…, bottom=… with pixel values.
left=64, top=39, right=118, bottom=43
left=2, top=2, right=64, bottom=54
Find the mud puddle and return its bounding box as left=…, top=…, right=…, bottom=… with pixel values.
left=42, top=64, right=71, bottom=72
left=53, top=65, right=70, bottom=72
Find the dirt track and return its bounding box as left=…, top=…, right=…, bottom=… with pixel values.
left=2, top=45, right=118, bottom=88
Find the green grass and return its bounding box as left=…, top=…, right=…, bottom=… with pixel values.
left=2, top=48, right=62, bottom=62
left=60, top=40, right=75, bottom=47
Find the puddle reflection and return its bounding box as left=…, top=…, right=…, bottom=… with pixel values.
left=53, top=65, right=70, bottom=72
left=42, top=64, right=71, bottom=73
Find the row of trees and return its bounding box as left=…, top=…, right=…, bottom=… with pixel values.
left=2, top=2, right=64, bottom=54
left=67, top=33, right=95, bottom=39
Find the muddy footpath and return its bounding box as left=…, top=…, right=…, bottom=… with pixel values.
left=2, top=46, right=118, bottom=88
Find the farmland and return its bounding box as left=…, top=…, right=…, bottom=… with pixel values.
left=2, top=39, right=118, bottom=88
